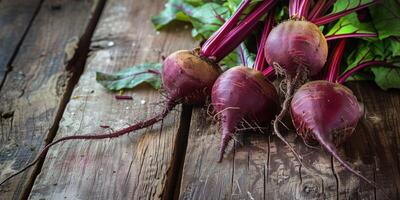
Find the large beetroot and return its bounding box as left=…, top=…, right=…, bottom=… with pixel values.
left=212, top=66, right=279, bottom=161
left=288, top=39, right=390, bottom=190
left=290, top=80, right=378, bottom=186
left=264, top=20, right=328, bottom=77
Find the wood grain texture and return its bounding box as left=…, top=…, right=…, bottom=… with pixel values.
left=29, top=0, right=194, bottom=199
left=180, top=82, right=400, bottom=200
left=0, top=0, right=102, bottom=199
left=0, top=0, right=42, bottom=86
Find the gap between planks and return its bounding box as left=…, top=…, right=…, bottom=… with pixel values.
left=166, top=104, right=193, bottom=200
left=18, top=0, right=108, bottom=198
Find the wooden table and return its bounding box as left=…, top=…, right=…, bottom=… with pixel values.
left=0, top=0, right=399, bottom=199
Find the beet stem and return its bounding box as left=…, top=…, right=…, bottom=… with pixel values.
left=0, top=100, right=176, bottom=187
left=254, top=11, right=274, bottom=71
left=238, top=43, right=247, bottom=66
left=289, top=0, right=296, bottom=17
left=312, top=1, right=377, bottom=26
left=325, top=33, right=377, bottom=41
left=297, top=0, right=312, bottom=19
left=115, top=95, right=133, bottom=100
left=200, top=0, right=251, bottom=57
left=326, top=39, right=347, bottom=82
left=211, top=0, right=277, bottom=61
left=308, top=0, right=326, bottom=21
left=262, top=66, right=275, bottom=79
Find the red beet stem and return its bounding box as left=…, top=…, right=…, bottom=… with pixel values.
left=254, top=11, right=274, bottom=71
left=338, top=61, right=394, bottom=83
left=308, top=0, right=325, bottom=20
left=115, top=95, right=133, bottom=100
left=326, top=39, right=347, bottom=82
left=325, top=33, right=377, bottom=41
left=200, top=0, right=251, bottom=57
left=0, top=100, right=176, bottom=186
left=211, top=0, right=277, bottom=61
left=312, top=1, right=377, bottom=26
left=309, top=0, right=336, bottom=20
left=238, top=43, right=247, bottom=66
left=289, top=0, right=295, bottom=17
left=262, top=66, right=275, bottom=79
left=297, top=0, right=312, bottom=19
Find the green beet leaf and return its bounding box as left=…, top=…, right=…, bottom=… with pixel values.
left=151, top=0, right=194, bottom=30
left=96, top=63, right=162, bottom=91
left=369, top=0, right=400, bottom=39
left=325, top=13, right=376, bottom=38
left=344, top=39, right=400, bottom=90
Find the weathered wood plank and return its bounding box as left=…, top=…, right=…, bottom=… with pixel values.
left=0, top=0, right=42, bottom=87
left=0, top=0, right=103, bottom=199
left=29, top=0, right=194, bottom=199
left=180, top=83, right=400, bottom=199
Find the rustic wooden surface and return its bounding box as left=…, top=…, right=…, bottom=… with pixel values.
left=0, top=0, right=399, bottom=200
left=28, top=0, right=193, bottom=199
left=180, top=83, right=400, bottom=200
left=0, top=0, right=42, bottom=87
left=0, top=0, right=103, bottom=199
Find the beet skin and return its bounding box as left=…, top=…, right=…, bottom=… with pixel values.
left=264, top=20, right=328, bottom=77
left=212, top=66, right=279, bottom=161
left=162, top=50, right=221, bottom=105
left=290, top=80, right=378, bottom=186
left=291, top=80, right=362, bottom=145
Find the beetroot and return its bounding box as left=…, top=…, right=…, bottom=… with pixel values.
left=211, top=66, right=279, bottom=161
left=264, top=20, right=328, bottom=77
left=163, top=50, right=221, bottom=105
left=290, top=80, right=376, bottom=185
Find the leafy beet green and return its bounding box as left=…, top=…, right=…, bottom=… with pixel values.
left=344, top=39, right=400, bottom=90
left=151, top=0, right=194, bottom=30
left=369, top=0, right=400, bottom=39
left=96, top=63, right=162, bottom=90
left=325, top=13, right=377, bottom=40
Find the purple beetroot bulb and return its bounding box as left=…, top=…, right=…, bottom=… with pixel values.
left=291, top=80, right=362, bottom=145
left=212, top=66, right=279, bottom=161
left=264, top=20, right=328, bottom=77
left=162, top=50, right=221, bottom=105
left=290, top=80, right=379, bottom=187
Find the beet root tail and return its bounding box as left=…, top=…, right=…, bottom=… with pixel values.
left=314, top=130, right=377, bottom=187
left=218, top=130, right=232, bottom=162
left=0, top=100, right=176, bottom=187
left=316, top=134, right=390, bottom=199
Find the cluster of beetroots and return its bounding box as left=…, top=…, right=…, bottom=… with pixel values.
left=0, top=0, right=385, bottom=193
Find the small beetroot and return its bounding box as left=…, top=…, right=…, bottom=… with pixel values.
left=211, top=66, right=279, bottom=161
